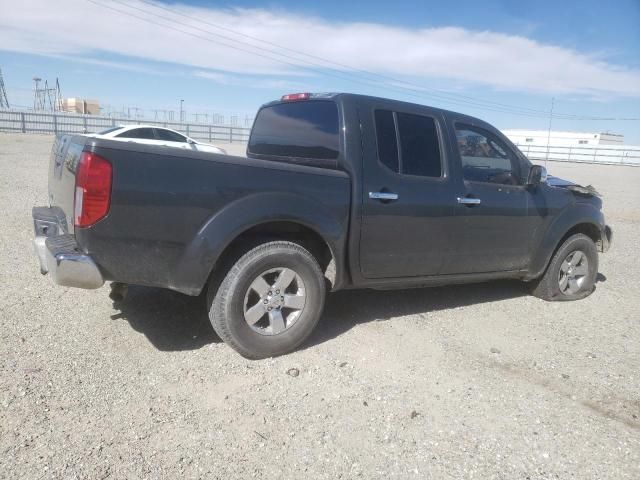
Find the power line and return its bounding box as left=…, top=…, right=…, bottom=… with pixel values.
left=103, top=0, right=556, bottom=119
left=135, top=0, right=564, bottom=118
left=133, top=0, right=640, bottom=121
left=89, top=0, right=639, bottom=121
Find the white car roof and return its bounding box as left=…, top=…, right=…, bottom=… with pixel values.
left=108, top=125, right=185, bottom=135
left=91, top=125, right=225, bottom=153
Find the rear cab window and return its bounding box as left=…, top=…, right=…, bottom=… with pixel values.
left=248, top=101, right=340, bottom=167
left=374, top=109, right=443, bottom=178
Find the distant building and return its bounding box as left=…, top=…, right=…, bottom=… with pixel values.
left=502, top=129, right=624, bottom=147
left=60, top=98, right=100, bottom=115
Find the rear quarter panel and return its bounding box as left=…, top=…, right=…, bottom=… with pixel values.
left=47, top=134, right=87, bottom=233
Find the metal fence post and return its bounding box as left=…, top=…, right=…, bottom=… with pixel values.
left=20, top=112, right=26, bottom=133
left=53, top=114, right=58, bottom=134
left=83, top=116, right=88, bottom=133
left=209, top=125, right=212, bottom=143
left=186, top=124, right=190, bottom=137
left=229, top=127, right=233, bottom=143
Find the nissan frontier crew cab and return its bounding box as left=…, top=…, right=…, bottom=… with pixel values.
left=33, top=93, right=612, bottom=359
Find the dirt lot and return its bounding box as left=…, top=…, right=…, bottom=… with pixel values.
left=1, top=133, right=639, bottom=479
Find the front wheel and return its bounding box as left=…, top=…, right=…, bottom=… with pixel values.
left=530, top=233, right=599, bottom=301
left=208, top=241, right=326, bottom=359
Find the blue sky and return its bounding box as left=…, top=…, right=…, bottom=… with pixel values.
left=1, top=0, right=639, bottom=141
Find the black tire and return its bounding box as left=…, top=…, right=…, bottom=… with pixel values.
left=207, top=241, right=325, bottom=359
left=530, top=233, right=598, bottom=301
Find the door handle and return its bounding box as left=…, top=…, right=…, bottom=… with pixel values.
left=457, top=197, right=481, bottom=206
left=369, top=191, right=399, bottom=201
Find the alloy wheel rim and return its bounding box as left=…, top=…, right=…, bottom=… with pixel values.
left=558, top=250, right=589, bottom=295
left=243, top=267, right=306, bottom=335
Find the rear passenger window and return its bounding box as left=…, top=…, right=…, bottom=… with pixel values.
left=374, top=110, right=399, bottom=172
left=374, top=110, right=442, bottom=178
left=397, top=113, right=442, bottom=177
left=155, top=129, right=187, bottom=142
left=116, top=128, right=156, bottom=140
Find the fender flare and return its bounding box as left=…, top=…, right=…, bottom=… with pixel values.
left=527, top=202, right=605, bottom=280
left=168, top=191, right=348, bottom=295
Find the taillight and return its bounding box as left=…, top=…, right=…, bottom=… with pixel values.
left=74, top=152, right=112, bottom=227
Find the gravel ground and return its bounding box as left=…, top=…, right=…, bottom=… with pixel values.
left=1, top=133, right=639, bottom=479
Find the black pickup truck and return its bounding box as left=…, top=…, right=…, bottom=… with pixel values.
left=33, top=92, right=612, bottom=358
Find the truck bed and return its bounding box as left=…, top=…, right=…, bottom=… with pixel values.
left=45, top=135, right=351, bottom=295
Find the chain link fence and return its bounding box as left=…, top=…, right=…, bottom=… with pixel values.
left=0, top=109, right=251, bottom=144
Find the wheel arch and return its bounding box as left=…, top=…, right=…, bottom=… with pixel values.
left=527, top=203, right=605, bottom=280
left=168, top=192, right=349, bottom=295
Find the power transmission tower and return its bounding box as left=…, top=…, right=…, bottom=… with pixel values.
left=33, top=77, right=43, bottom=110
left=33, top=77, right=63, bottom=111
left=54, top=78, right=63, bottom=111
left=0, top=68, right=10, bottom=109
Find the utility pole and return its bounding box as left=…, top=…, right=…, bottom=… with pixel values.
left=180, top=99, right=184, bottom=123
left=545, top=97, right=554, bottom=167
left=0, top=68, right=10, bottom=109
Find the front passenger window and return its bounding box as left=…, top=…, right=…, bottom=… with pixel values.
left=455, top=125, right=520, bottom=185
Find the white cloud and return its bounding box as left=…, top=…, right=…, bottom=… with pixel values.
left=1, top=0, right=639, bottom=97
left=193, top=70, right=316, bottom=90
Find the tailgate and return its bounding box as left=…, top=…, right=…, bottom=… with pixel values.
left=48, top=134, right=86, bottom=233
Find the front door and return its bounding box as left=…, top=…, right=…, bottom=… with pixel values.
left=442, top=122, right=532, bottom=274
left=359, top=103, right=457, bottom=278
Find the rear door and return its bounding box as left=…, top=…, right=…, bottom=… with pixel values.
left=358, top=101, right=457, bottom=278
left=443, top=122, right=531, bottom=273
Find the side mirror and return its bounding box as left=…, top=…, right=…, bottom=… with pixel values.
left=187, top=138, right=196, bottom=145
left=527, top=165, right=547, bottom=186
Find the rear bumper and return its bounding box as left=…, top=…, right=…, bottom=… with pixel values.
left=33, top=207, right=104, bottom=289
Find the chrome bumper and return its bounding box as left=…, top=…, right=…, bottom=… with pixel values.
left=33, top=207, right=104, bottom=289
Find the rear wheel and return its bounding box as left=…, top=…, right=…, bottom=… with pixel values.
left=530, top=233, right=598, bottom=301
left=208, top=241, right=325, bottom=359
